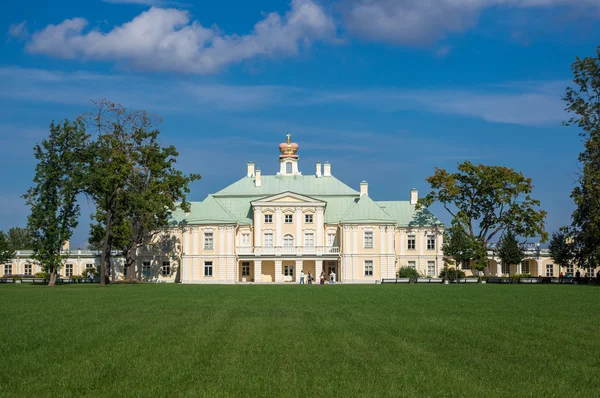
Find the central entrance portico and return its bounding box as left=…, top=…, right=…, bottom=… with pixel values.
left=237, top=258, right=340, bottom=283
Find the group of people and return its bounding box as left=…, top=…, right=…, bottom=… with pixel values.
left=299, top=270, right=336, bottom=285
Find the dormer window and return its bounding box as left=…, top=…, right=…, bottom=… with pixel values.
left=286, top=162, right=292, bottom=174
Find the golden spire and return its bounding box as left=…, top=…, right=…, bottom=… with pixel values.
left=279, top=133, right=299, bottom=158
left=286, top=132, right=291, bottom=144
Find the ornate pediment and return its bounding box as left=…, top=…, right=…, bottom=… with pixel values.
left=251, top=191, right=326, bottom=207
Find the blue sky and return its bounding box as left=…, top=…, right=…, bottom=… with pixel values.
left=1, top=0, right=598, bottom=248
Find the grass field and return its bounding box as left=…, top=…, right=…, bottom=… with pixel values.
left=0, top=284, right=598, bottom=397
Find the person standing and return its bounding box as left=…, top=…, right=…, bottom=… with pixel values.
left=320, top=271, right=325, bottom=285
left=307, top=271, right=312, bottom=285
left=300, top=270, right=305, bottom=284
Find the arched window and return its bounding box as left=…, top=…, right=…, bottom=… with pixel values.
left=286, top=162, right=292, bottom=174
left=283, top=234, right=294, bottom=247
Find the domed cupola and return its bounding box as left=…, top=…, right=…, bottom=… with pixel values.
left=278, top=133, right=301, bottom=176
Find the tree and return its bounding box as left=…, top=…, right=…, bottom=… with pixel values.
left=6, top=227, right=36, bottom=250
left=563, top=45, right=600, bottom=270
left=496, top=230, right=525, bottom=276
left=441, top=224, right=483, bottom=280
left=24, top=120, right=88, bottom=286
left=418, top=161, right=548, bottom=267
left=548, top=230, right=574, bottom=275
left=0, top=231, right=15, bottom=266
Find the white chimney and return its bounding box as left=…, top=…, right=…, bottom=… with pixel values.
left=410, top=188, right=418, bottom=205
left=247, top=162, right=255, bottom=178
left=360, top=181, right=368, bottom=197
left=323, top=161, right=331, bottom=177
left=255, top=168, right=262, bottom=187
left=316, top=162, right=322, bottom=177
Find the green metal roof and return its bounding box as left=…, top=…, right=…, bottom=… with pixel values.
left=176, top=195, right=238, bottom=225
left=214, top=175, right=359, bottom=197
left=339, top=195, right=396, bottom=224
left=376, top=201, right=444, bottom=227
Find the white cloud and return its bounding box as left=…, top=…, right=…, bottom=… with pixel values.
left=24, top=0, right=336, bottom=74
left=342, top=0, right=600, bottom=44
left=8, top=21, right=29, bottom=40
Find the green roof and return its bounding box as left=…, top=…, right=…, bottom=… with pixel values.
left=339, top=195, right=396, bottom=224
left=214, top=175, right=359, bottom=196
left=176, top=195, right=238, bottom=225
left=376, top=201, right=444, bottom=227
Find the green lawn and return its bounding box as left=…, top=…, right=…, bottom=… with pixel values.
left=0, top=284, right=598, bottom=397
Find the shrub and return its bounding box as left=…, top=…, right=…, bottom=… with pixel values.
left=397, top=267, right=420, bottom=278
left=35, top=271, right=49, bottom=279
left=439, top=266, right=465, bottom=281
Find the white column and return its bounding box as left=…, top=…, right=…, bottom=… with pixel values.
left=276, top=208, right=283, bottom=247
left=316, top=208, right=324, bottom=247
left=192, top=227, right=199, bottom=255
left=537, top=259, right=543, bottom=277
left=399, top=230, right=406, bottom=256
left=254, top=208, right=261, bottom=249
left=316, top=259, right=324, bottom=279
left=496, top=262, right=502, bottom=277
left=517, top=261, right=522, bottom=275
left=219, top=226, right=226, bottom=282
left=182, top=227, right=189, bottom=255
left=275, top=260, right=283, bottom=282
left=295, top=260, right=302, bottom=282
left=296, top=207, right=302, bottom=249
left=353, top=226, right=359, bottom=254
left=254, top=260, right=262, bottom=283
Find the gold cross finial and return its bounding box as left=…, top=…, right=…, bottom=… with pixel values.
left=286, top=132, right=291, bottom=144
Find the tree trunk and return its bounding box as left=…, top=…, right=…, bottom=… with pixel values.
left=126, top=245, right=138, bottom=281
left=48, top=270, right=57, bottom=286
left=100, top=209, right=113, bottom=286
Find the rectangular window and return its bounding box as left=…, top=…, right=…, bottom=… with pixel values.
left=305, top=214, right=313, bottom=223
left=204, top=261, right=213, bottom=277
left=566, top=265, right=574, bottom=275
left=142, top=261, right=151, bottom=277
left=161, top=240, right=172, bottom=252
left=85, top=264, right=94, bottom=271
left=285, top=214, right=293, bottom=224
left=4, top=264, right=12, bottom=275
left=241, top=262, right=250, bottom=277
left=241, top=234, right=250, bottom=247
left=263, top=233, right=273, bottom=247
left=587, top=267, right=595, bottom=277
left=327, top=233, right=336, bottom=247
left=407, top=261, right=416, bottom=269
left=502, top=263, right=510, bottom=275
left=264, top=214, right=273, bottom=224
left=65, top=264, right=74, bottom=277
left=521, top=260, right=530, bottom=275
left=204, top=232, right=214, bottom=250
left=364, top=260, right=374, bottom=276
left=364, top=231, right=374, bottom=249
left=407, top=235, right=416, bottom=250
left=546, top=264, right=554, bottom=277
left=304, top=233, right=314, bottom=247
left=427, top=261, right=436, bottom=276
left=24, top=263, right=32, bottom=276
left=161, top=261, right=171, bottom=276
left=284, top=265, right=294, bottom=276
left=427, top=235, right=436, bottom=250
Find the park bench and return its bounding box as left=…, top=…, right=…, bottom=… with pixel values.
left=0, top=278, right=15, bottom=283
left=559, top=278, right=574, bottom=284
left=20, top=278, right=47, bottom=284
left=415, top=278, right=444, bottom=283
left=381, top=278, right=410, bottom=284
left=486, top=278, right=511, bottom=284
left=457, top=278, right=479, bottom=283
left=550, top=278, right=561, bottom=284
left=57, top=278, right=76, bottom=284
left=519, top=278, right=541, bottom=284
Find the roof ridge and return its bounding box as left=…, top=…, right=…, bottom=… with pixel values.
left=210, top=195, right=240, bottom=223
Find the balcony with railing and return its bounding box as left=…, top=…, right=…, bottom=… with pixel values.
left=236, top=246, right=340, bottom=256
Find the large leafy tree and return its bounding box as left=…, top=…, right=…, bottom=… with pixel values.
left=6, top=227, right=36, bottom=250
left=548, top=230, right=574, bottom=274
left=563, top=45, right=600, bottom=269
left=24, top=120, right=88, bottom=286
left=0, top=231, right=15, bottom=266
left=496, top=230, right=525, bottom=275
left=418, top=161, right=548, bottom=267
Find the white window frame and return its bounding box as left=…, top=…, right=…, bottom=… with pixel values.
left=407, top=235, right=416, bottom=250
left=283, top=234, right=294, bottom=247
left=304, top=214, right=313, bottom=224
left=286, top=162, right=292, bottom=174
left=284, top=214, right=293, bottom=224
left=284, top=265, right=294, bottom=277
left=364, top=231, right=374, bottom=249
left=241, top=262, right=250, bottom=277
left=204, top=261, right=213, bottom=277
left=327, top=233, right=336, bottom=247
left=161, top=261, right=171, bottom=276
left=546, top=264, right=554, bottom=277
left=204, top=232, right=214, bottom=250
left=587, top=267, right=595, bottom=277
left=142, top=261, right=151, bottom=277
left=364, top=260, right=374, bottom=276
left=4, top=264, right=12, bottom=275
left=566, top=265, right=574, bottom=275
left=264, top=214, right=273, bottom=224
left=24, top=263, right=32, bottom=276
left=65, top=264, right=74, bottom=277
left=241, top=233, right=251, bottom=247
left=304, top=232, right=314, bottom=247
left=427, top=261, right=436, bottom=277
left=521, top=260, right=530, bottom=275
left=426, top=235, right=435, bottom=250
left=263, top=233, right=274, bottom=247
left=407, top=261, right=416, bottom=269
